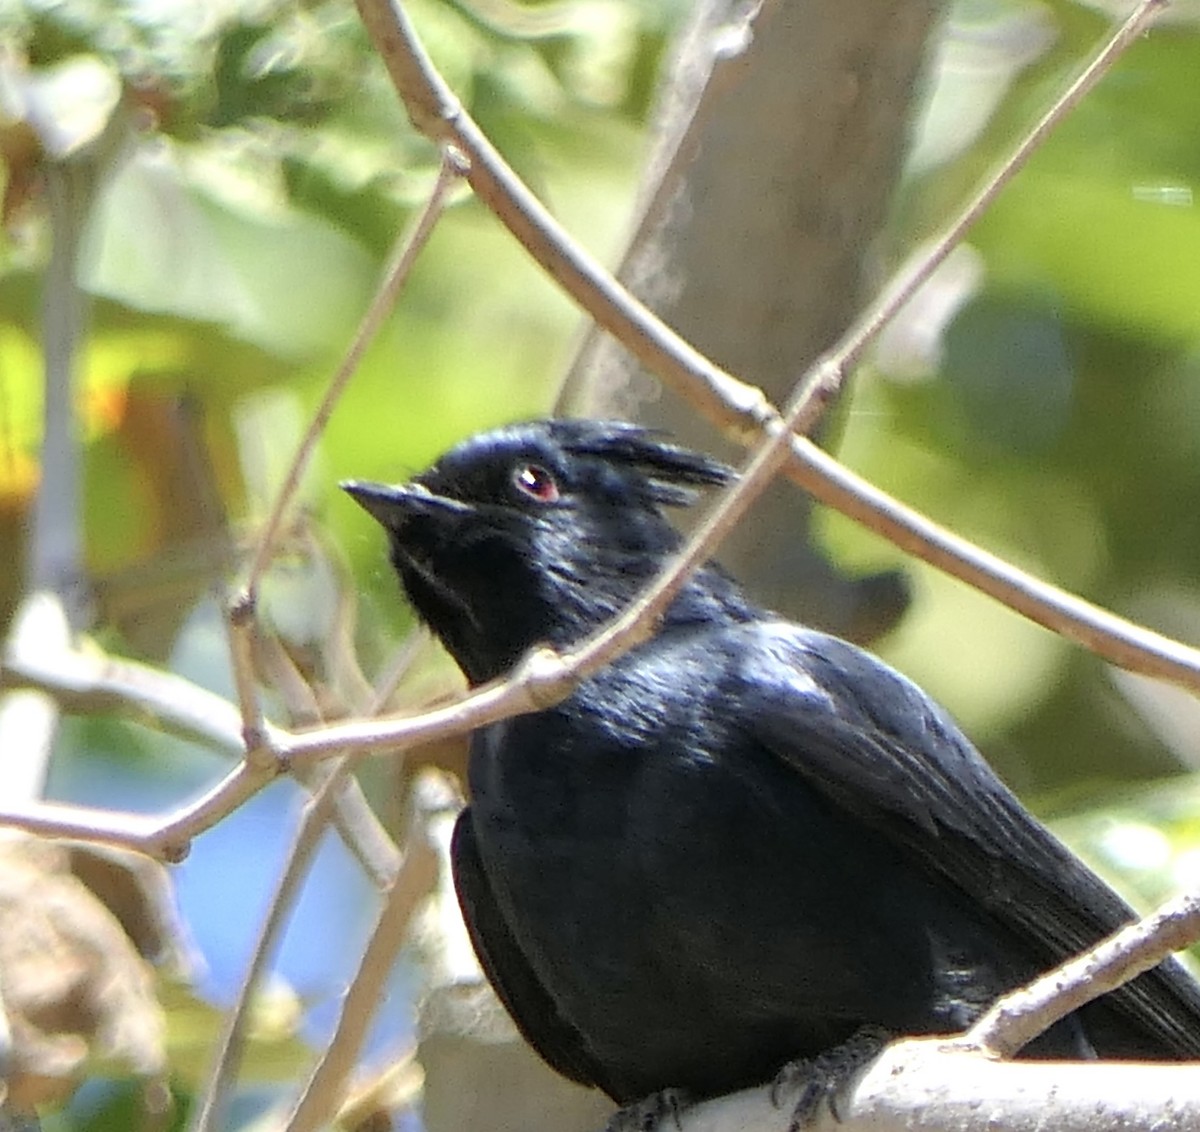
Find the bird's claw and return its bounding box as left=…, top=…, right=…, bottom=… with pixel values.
left=605, top=1087, right=692, bottom=1132
left=771, top=1027, right=889, bottom=1128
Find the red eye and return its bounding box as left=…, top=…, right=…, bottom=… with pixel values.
left=513, top=463, right=560, bottom=503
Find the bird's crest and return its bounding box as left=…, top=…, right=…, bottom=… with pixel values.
left=550, top=420, right=734, bottom=507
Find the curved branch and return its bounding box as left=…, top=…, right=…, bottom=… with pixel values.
left=789, top=440, right=1200, bottom=691
left=962, top=889, right=1200, bottom=1059
left=673, top=1042, right=1200, bottom=1132
left=3, top=629, right=246, bottom=757
left=351, top=0, right=1199, bottom=697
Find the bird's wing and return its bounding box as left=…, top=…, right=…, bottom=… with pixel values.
left=743, top=622, right=1200, bottom=1057
left=450, top=811, right=606, bottom=1087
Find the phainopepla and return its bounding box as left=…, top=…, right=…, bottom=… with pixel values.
left=343, top=419, right=1200, bottom=1113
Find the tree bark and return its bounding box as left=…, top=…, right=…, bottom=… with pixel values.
left=558, top=0, right=945, bottom=639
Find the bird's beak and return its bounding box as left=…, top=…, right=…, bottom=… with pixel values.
left=341, top=479, right=472, bottom=529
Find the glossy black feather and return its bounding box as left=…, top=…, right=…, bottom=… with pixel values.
left=450, top=816, right=610, bottom=1088
left=344, top=419, right=1200, bottom=1105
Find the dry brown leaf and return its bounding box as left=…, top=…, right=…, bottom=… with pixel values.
left=0, top=834, right=167, bottom=1111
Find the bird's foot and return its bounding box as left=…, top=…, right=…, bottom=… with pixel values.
left=770, top=1027, right=889, bottom=1128
left=604, top=1087, right=693, bottom=1132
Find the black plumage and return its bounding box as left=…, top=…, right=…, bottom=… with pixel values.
left=343, top=419, right=1200, bottom=1106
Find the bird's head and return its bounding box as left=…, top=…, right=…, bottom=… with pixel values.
left=342, top=419, right=736, bottom=684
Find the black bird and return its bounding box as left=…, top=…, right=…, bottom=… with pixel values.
left=344, top=419, right=1200, bottom=1112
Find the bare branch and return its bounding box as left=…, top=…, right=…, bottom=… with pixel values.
left=786, top=441, right=1200, bottom=692
left=3, top=624, right=247, bottom=758
left=354, top=0, right=775, bottom=434
left=0, top=628, right=597, bottom=857
left=187, top=639, right=419, bottom=1132
left=351, top=0, right=1200, bottom=701
left=279, top=650, right=579, bottom=766
left=184, top=777, right=332, bottom=1132
left=826, top=0, right=1170, bottom=380
left=182, top=764, right=398, bottom=1132
left=0, top=635, right=400, bottom=883
left=0, top=761, right=268, bottom=862
left=240, top=147, right=468, bottom=606
left=284, top=796, right=439, bottom=1132
left=962, top=889, right=1200, bottom=1059
left=670, top=1041, right=1200, bottom=1132
left=227, top=147, right=469, bottom=743
left=226, top=600, right=268, bottom=752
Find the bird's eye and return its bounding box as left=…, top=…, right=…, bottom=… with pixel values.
left=512, top=463, right=560, bottom=504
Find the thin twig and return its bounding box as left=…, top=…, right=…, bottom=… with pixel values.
left=0, top=0, right=1187, bottom=891
left=961, top=890, right=1200, bottom=1059
left=1, top=635, right=401, bottom=881
left=188, top=638, right=419, bottom=1132
left=184, top=776, right=331, bottom=1132
left=240, top=147, right=468, bottom=605
left=787, top=440, right=1200, bottom=691
left=182, top=767, right=397, bottom=1131
left=3, top=633, right=247, bottom=758
left=227, top=148, right=468, bottom=744
left=354, top=0, right=775, bottom=435
left=322, top=779, right=403, bottom=890
left=0, top=651, right=574, bottom=849
left=353, top=0, right=1196, bottom=699
left=0, top=761, right=269, bottom=862
left=279, top=660, right=574, bottom=765
left=226, top=602, right=268, bottom=752
left=284, top=805, right=439, bottom=1132
left=548, top=363, right=846, bottom=682
left=827, top=0, right=1168, bottom=380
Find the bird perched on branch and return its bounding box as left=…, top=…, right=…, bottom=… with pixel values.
left=344, top=419, right=1200, bottom=1120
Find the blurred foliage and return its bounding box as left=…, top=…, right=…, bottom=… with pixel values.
left=0, top=0, right=680, bottom=1127
left=826, top=0, right=1200, bottom=795
left=3, top=0, right=1200, bottom=1127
